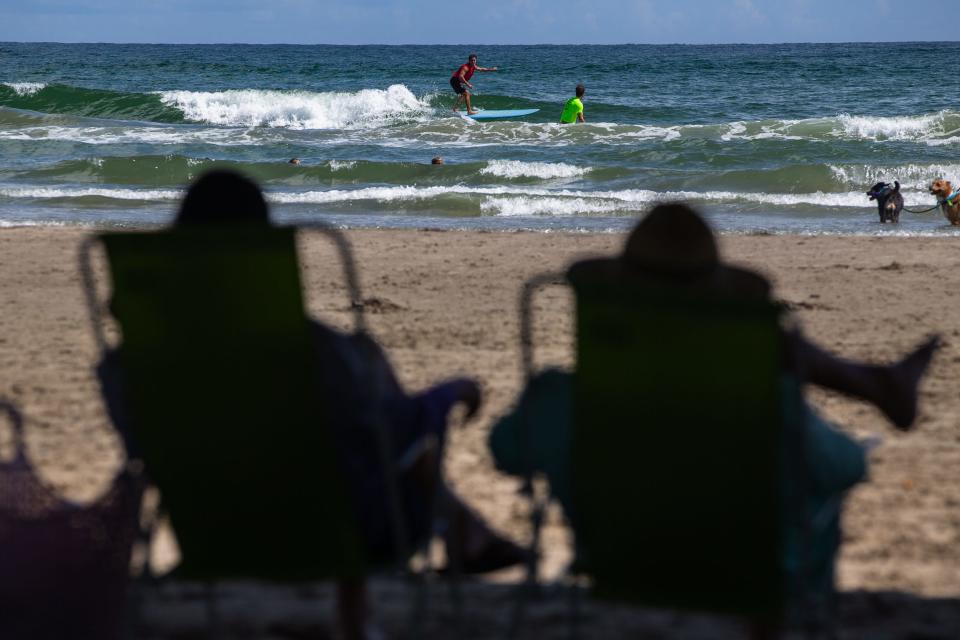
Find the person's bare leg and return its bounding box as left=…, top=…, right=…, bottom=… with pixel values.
left=465, top=91, right=477, bottom=115
left=337, top=579, right=368, bottom=640
left=452, top=92, right=463, bottom=113
left=409, top=443, right=523, bottom=573
left=794, top=332, right=940, bottom=430
left=437, top=486, right=525, bottom=573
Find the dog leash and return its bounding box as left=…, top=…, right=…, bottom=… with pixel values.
left=904, top=190, right=960, bottom=213
left=902, top=203, right=941, bottom=213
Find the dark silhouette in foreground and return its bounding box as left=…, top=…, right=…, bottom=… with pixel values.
left=493, top=203, right=939, bottom=636
left=0, top=400, right=143, bottom=640
left=94, top=170, right=522, bottom=640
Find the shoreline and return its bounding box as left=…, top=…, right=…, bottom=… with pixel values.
left=3, top=219, right=960, bottom=238
left=1, top=227, right=957, bottom=609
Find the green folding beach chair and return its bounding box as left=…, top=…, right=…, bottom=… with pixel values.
left=78, top=225, right=411, bottom=632
left=514, top=259, right=802, bottom=631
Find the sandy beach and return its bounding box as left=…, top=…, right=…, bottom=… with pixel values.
left=1, top=227, right=958, bottom=638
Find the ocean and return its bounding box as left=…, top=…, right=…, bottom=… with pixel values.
left=2, top=42, right=960, bottom=234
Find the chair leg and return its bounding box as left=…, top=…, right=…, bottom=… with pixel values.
left=406, top=549, right=431, bottom=640
left=337, top=579, right=369, bottom=640
left=507, top=581, right=532, bottom=640
left=205, top=582, right=225, bottom=639
left=747, top=619, right=781, bottom=640
left=121, top=580, right=144, bottom=640
left=567, top=577, right=582, bottom=640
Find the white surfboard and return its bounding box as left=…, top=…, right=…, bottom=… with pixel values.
left=461, top=109, right=539, bottom=120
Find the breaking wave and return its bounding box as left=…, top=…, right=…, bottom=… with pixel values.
left=3, top=82, right=47, bottom=96
left=3, top=182, right=933, bottom=216
left=157, top=85, right=433, bottom=129
left=480, top=159, right=590, bottom=180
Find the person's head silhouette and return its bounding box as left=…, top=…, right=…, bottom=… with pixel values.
left=176, top=170, right=269, bottom=226
left=623, top=202, right=719, bottom=278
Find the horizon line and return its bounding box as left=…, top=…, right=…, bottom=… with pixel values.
left=1, top=40, right=958, bottom=47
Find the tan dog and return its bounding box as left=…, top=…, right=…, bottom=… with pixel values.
left=929, top=179, right=960, bottom=225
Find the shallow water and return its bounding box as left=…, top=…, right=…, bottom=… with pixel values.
left=2, top=42, right=960, bottom=234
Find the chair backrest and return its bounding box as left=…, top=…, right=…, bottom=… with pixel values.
left=95, top=226, right=364, bottom=581
left=567, top=260, right=786, bottom=620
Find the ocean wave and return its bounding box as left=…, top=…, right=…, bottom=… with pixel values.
left=835, top=112, right=957, bottom=141
left=383, top=112, right=960, bottom=148
left=266, top=185, right=930, bottom=211
left=0, top=123, right=263, bottom=146
left=0, top=186, right=180, bottom=201
left=1, top=182, right=928, bottom=211
left=7, top=155, right=503, bottom=187
left=0, top=83, right=183, bottom=122
left=3, top=82, right=47, bottom=96
left=158, top=85, right=433, bottom=129
left=481, top=196, right=623, bottom=216
left=479, top=159, right=590, bottom=180
left=327, top=160, right=357, bottom=171
left=2, top=79, right=959, bottom=145
left=829, top=163, right=960, bottom=190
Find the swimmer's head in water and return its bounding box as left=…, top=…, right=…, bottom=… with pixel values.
left=431, top=156, right=444, bottom=165
left=289, top=158, right=301, bottom=165
left=576, top=84, right=585, bottom=98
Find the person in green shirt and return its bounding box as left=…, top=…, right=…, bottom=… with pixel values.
left=560, top=84, right=585, bottom=124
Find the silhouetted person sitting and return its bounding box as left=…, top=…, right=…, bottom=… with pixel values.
left=491, top=202, right=938, bottom=612
left=98, top=170, right=523, bottom=640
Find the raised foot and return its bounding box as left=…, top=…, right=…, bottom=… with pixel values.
left=881, top=335, right=941, bottom=431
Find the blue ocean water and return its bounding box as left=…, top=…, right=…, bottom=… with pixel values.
left=2, top=42, right=960, bottom=234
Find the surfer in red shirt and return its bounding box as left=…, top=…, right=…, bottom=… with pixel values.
left=450, top=53, right=498, bottom=115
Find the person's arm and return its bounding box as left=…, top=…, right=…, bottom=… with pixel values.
left=458, top=69, right=474, bottom=89
left=577, top=111, right=585, bottom=123
left=477, top=66, right=498, bottom=72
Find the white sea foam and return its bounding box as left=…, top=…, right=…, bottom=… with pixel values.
left=0, top=186, right=180, bottom=201
left=3, top=82, right=46, bottom=96
left=270, top=185, right=460, bottom=204
left=829, top=163, right=960, bottom=190
left=482, top=197, right=626, bottom=216
left=158, top=85, right=432, bottom=130
left=0, top=219, right=63, bottom=228
left=835, top=112, right=951, bottom=141
left=388, top=112, right=960, bottom=148
left=480, top=160, right=591, bottom=180
left=327, top=160, right=357, bottom=171
left=0, top=180, right=928, bottom=212
left=0, top=124, right=261, bottom=146
left=266, top=184, right=914, bottom=213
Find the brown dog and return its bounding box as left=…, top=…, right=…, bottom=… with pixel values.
left=929, top=179, right=960, bottom=225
